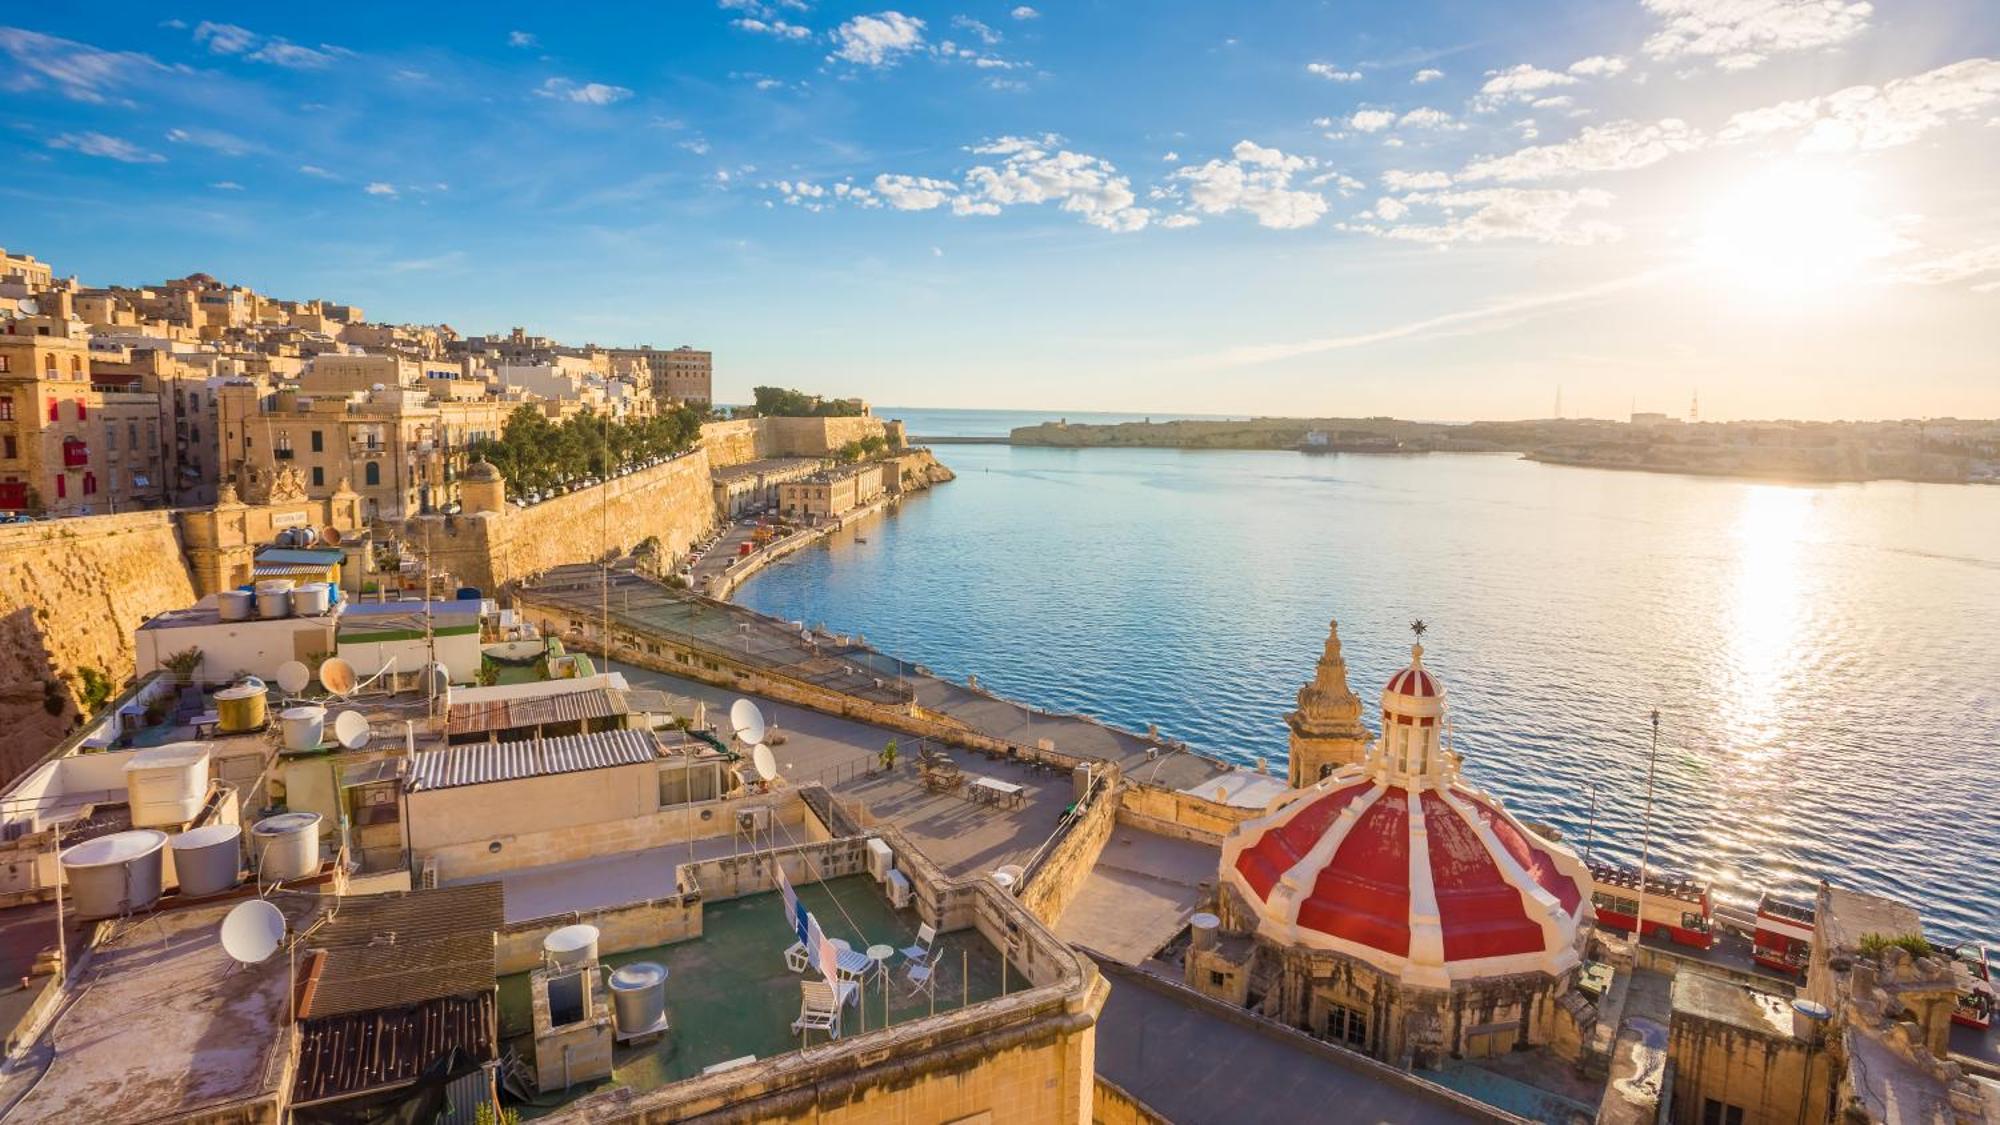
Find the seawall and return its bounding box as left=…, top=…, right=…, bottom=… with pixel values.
left=0, top=512, right=198, bottom=779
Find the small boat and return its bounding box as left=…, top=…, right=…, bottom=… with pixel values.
left=854, top=536, right=868, bottom=544
left=1952, top=944, right=1993, bottom=1031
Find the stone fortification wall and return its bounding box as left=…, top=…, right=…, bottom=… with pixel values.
left=699, top=418, right=765, bottom=468
left=0, top=512, right=198, bottom=782
left=700, top=414, right=894, bottom=467
left=1017, top=770, right=1120, bottom=929
left=412, top=447, right=717, bottom=592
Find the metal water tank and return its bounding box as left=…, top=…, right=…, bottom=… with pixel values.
left=215, top=682, right=268, bottom=732
left=250, top=812, right=322, bottom=882
left=170, top=823, right=242, bottom=897
left=255, top=579, right=294, bottom=619
left=290, top=583, right=330, bottom=616
left=61, top=829, right=168, bottom=919
left=279, top=706, right=326, bottom=752
left=124, top=743, right=212, bottom=827
left=218, top=589, right=255, bottom=621
left=543, top=923, right=600, bottom=968
left=609, top=961, right=668, bottom=1037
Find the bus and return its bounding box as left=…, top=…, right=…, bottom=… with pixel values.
left=1588, top=862, right=1716, bottom=950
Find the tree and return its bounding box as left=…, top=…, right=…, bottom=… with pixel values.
left=749, top=386, right=865, bottom=418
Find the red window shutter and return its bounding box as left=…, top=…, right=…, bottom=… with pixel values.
left=56, top=475, right=65, bottom=499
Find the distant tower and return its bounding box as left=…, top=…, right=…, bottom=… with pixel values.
left=1689, top=390, right=1700, bottom=423
left=1554, top=385, right=1564, bottom=420
left=1286, top=619, right=1373, bottom=787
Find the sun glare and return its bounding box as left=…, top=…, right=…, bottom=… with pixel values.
left=1693, top=162, right=1905, bottom=301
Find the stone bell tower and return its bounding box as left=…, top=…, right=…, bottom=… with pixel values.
left=1286, top=618, right=1372, bottom=787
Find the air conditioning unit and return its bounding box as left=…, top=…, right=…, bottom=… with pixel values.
left=738, top=806, right=771, bottom=833
left=864, top=837, right=893, bottom=884
left=885, top=869, right=912, bottom=909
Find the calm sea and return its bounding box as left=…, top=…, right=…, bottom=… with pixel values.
left=738, top=408, right=2000, bottom=942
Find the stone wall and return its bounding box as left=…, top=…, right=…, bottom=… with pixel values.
left=699, top=418, right=764, bottom=468
left=1092, top=1076, right=1173, bottom=1125
left=410, top=447, right=717, bottom=593
left=0, top=512, right=198, bottom=782
left=1018, top=770, right=1120, bottom=928
left=1115, top=782, right=1259, bottom=845
left=761, top=415, right=891, bottom=457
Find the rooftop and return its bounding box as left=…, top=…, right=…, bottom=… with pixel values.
left=496, top=875, right=1025, bottom=1114
left=1671, top=971, right=1798, bottom=1040
left=408, top=728, right=662, bottom=791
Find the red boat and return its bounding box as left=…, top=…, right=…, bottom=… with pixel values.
left=1952, top=944, right=1993, bottom=1031
left=1751, top=893, right=1815, bottom=975
left=1588, top=862, right=1716, bottom=949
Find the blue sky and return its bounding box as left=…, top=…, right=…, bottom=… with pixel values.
left=4, top=1, right=1998, bottom=419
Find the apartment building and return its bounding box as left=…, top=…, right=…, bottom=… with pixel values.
left=0, top=322, right=167, bottom=515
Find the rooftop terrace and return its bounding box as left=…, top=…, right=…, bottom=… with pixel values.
left=497, top=875, right=1027, bottom=1116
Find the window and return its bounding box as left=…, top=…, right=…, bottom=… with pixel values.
left=74, top=400, right=86, bottom=422
left=2, top=437, right=14, bottom=460
left=310, top=429, right=323, bottom=452
left=1701, top=1099, right=1745, bottom=1125
left=56, top=475, right=65, bottom=499
left=311, top=466, right=324, bottom=487
left=127, top=422, right=138, bottom=447
left=43, top=354, right=55, bottom=375
left=82, top=472, right=97, bottom=496
left=106, top=426, right=116, bottom=451
left=0, top=396, right=11, bottom=421
left=0, top=356, right=8, bottom=373
left=1323, top=1003, right=1369, bottom=1048
left=1209, top=971, right=1228, bottom=988
left=364, top=462, right=380, bottom=486
left=47, top=400, right=58, bottom=422
left=70, top=356, right=83, bottom=378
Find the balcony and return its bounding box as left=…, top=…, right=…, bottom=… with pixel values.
left=274, top=448, right=295, bottom=460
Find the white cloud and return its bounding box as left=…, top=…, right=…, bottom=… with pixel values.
left=1159, top=213, right=1200, bottom=229
left=1307, top=62, right=1362, bottom=82
left=365, top=182, right=398, bottom=197
left=1458, top=118, right=1705, bottom=181
left=1161, top=150, right=1179, bottom=162
left=164, top=126, right=258, bottom=156
left=1642, top=0, right=1871, bottom=70
left=1169, top=140, right=1327, bottom=229
left=831, top=11, right=926, bottom=67
left=1349, top=108, right=1397, bottom=132
left=48, top=131, right=164, bottom=163
left=953, top=16, right=1002, bottom=45
left=873, top=173, right=956, bottom=210
left=1378, top=187, right=1622, bottom=245
left=1717, top=58, right=2000, bottom=151
left=1478, top=64, right=1578, bottom=100
left=192, top=21, right=340, bottom=68
left=1890, top=242, right=2000, bottom=288
left=298, top=164, right=335, bottom=179
left=733, top=17, right=810, bottom=39
left=0, top=27, right=164, bottom=104
left=1413, top=68, right=1444, bottom=83
left=1568, top=55, right=1629, bottom=77
left=1374, top=196, right=1410, bottom=221
left=961, top=136, right=1150, bottom=230
left=508, top=30, right=537, bottom=48
left=537, top=77, right=634, bottom=105
left=1382, top=168, right=1453, bottom=191
left=1397, top=107, right=1458, bottom=129
left=1011, top=6, right=1039, bottom=19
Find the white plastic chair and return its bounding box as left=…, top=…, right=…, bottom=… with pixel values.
left=900, top=923, right=936, bottom=965
left=783, top=940, right=810, bottom=973
left=792, top=979, right=858, bottom=1038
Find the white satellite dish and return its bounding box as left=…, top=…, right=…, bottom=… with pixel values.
left=729, top=698, right=766, bottom=745
left=332, top=710, right=370, bottom=750
left=17, top=298, right=39, bottom=317
left=318, top=657, right=357, bottom=697
left=751, top=743, right=777, bottom=783
left=219, top=898, right=286, bottom=965
left=274, top=661, right=310, bottom=696
left=423, top=662, right=449, bottom=698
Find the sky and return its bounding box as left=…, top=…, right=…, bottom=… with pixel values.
left=2, top=1, right=1997, bottom=421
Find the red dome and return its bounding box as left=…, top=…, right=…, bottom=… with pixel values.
left=1386, top=665, right=1440, bottom=698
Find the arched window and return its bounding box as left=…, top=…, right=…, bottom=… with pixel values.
left=364, top=462, right=380, bottom=486
left=69, top=356, right=82, bottom=378
left=43, top=354, right=56, bottom=376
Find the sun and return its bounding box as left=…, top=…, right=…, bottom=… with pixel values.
left=1692, top=161, right=1906, bottom=301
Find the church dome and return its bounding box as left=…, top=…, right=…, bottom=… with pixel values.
left=460, top=458, right=502, bottom=483
left=1222, top=639, right=1593, bottom=988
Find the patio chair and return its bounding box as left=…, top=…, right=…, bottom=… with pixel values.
left=792, top=979, right=858, bottom=1038
left=900, top=923, right=936, bottom=965
left=905, top=958, right=936, bottom=998
left=783, top=940, right=810, bottom=974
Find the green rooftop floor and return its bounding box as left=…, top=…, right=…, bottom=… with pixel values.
left=498, top=875, right=1029, bottom=1114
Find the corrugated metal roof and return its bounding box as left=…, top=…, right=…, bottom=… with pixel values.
left=303, top=884, right=503, bottom=1018
left=256, top=547, right=344, bottom=564
left=442, top=688, right=623, bottom=737
left=409, top=728, right=660, bottom=791
left=253, top=562, right=336, bottom=578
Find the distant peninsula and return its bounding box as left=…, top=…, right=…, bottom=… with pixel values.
left=1002, top=415, right=2000, bottom=485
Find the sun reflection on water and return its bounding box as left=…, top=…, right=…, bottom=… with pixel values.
left=1725, top=486, right=1816, bottom=751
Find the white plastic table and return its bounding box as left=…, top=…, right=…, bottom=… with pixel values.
left=971, top=776, right=1026, bottom=808
left=865, top=943, right=895, bottom=982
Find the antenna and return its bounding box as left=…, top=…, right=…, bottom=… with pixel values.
left=1689, top=390, right=1699, bottom=423
left=332, top=710, right=370, bottom=750
left=318, top=658, right=357, bottom=697
left=751, top=743, right=777, bottom=784
left=275, top=661, right=310, bottom=696
left=219, top=899, right=286, bottom=965
left=729, top=699, right=766, bottom=745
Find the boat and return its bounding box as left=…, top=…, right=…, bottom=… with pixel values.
left=1588, top=862, right=1717, bottom=950
left=1751, top=892, right=1815, bottom=975
left=1951, top=944, right=1993, bottom=1030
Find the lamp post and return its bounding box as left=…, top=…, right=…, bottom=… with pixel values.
left=1634, top=708, right=1661, bottom=947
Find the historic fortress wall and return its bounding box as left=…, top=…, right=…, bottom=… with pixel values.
left=699, top=418, right=764, bottom=468
left=0, top=512, right=198, bottom=780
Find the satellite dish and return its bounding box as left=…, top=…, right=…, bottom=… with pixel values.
left=274, top=661, right=310, bottom=695
left=333, top=710, right=369, bottom=750
left=751, top=743, right=777, bottom=783
left=318, top=658, right=356, bottom=697
left=423, top=662, right=449, bottom=698
left=320, top=526, right=343, bottom=547
left=219, top=899, right=285, bottom=965
left=729, top=699, right=766, bottom=745
left=18, top=298, right=39, bottom=317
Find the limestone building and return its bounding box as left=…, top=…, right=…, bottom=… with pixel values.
left=1286, top=618, right=1373, bottom=786
left=0, top=321, right=167, bottom=516
left=1199, top=633, right=1598, bottom=1065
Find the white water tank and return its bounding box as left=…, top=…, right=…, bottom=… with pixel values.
left=279, top=706, right=327, bottom=752
left=251, top=812, right=322, bottom=882
left=256, top=579, right=294, bottom=619
left=61, top=829, right=168, bottom=919
left=124, top=743, right=212, bottom=827
left=543, top=924, right=600, bottom=968
left=170, top=823, right=243, bottom=897
left=218, top=589, right=254, bottom=622
left=290, top=583, right=330, bottom=616
left=609, top=961, right=669, bottom=1038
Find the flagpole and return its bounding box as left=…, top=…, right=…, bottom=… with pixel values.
left=1635, top=708, right=1661, bottom=949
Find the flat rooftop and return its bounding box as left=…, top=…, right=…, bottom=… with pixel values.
left=1053, top=825, right=1218, bottom=965
left=1672, top=972, right=1797, bottom=1040
left=0, top=896, right=315, bottom=1124
left=497, top=875, right=1025, bottom=1115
